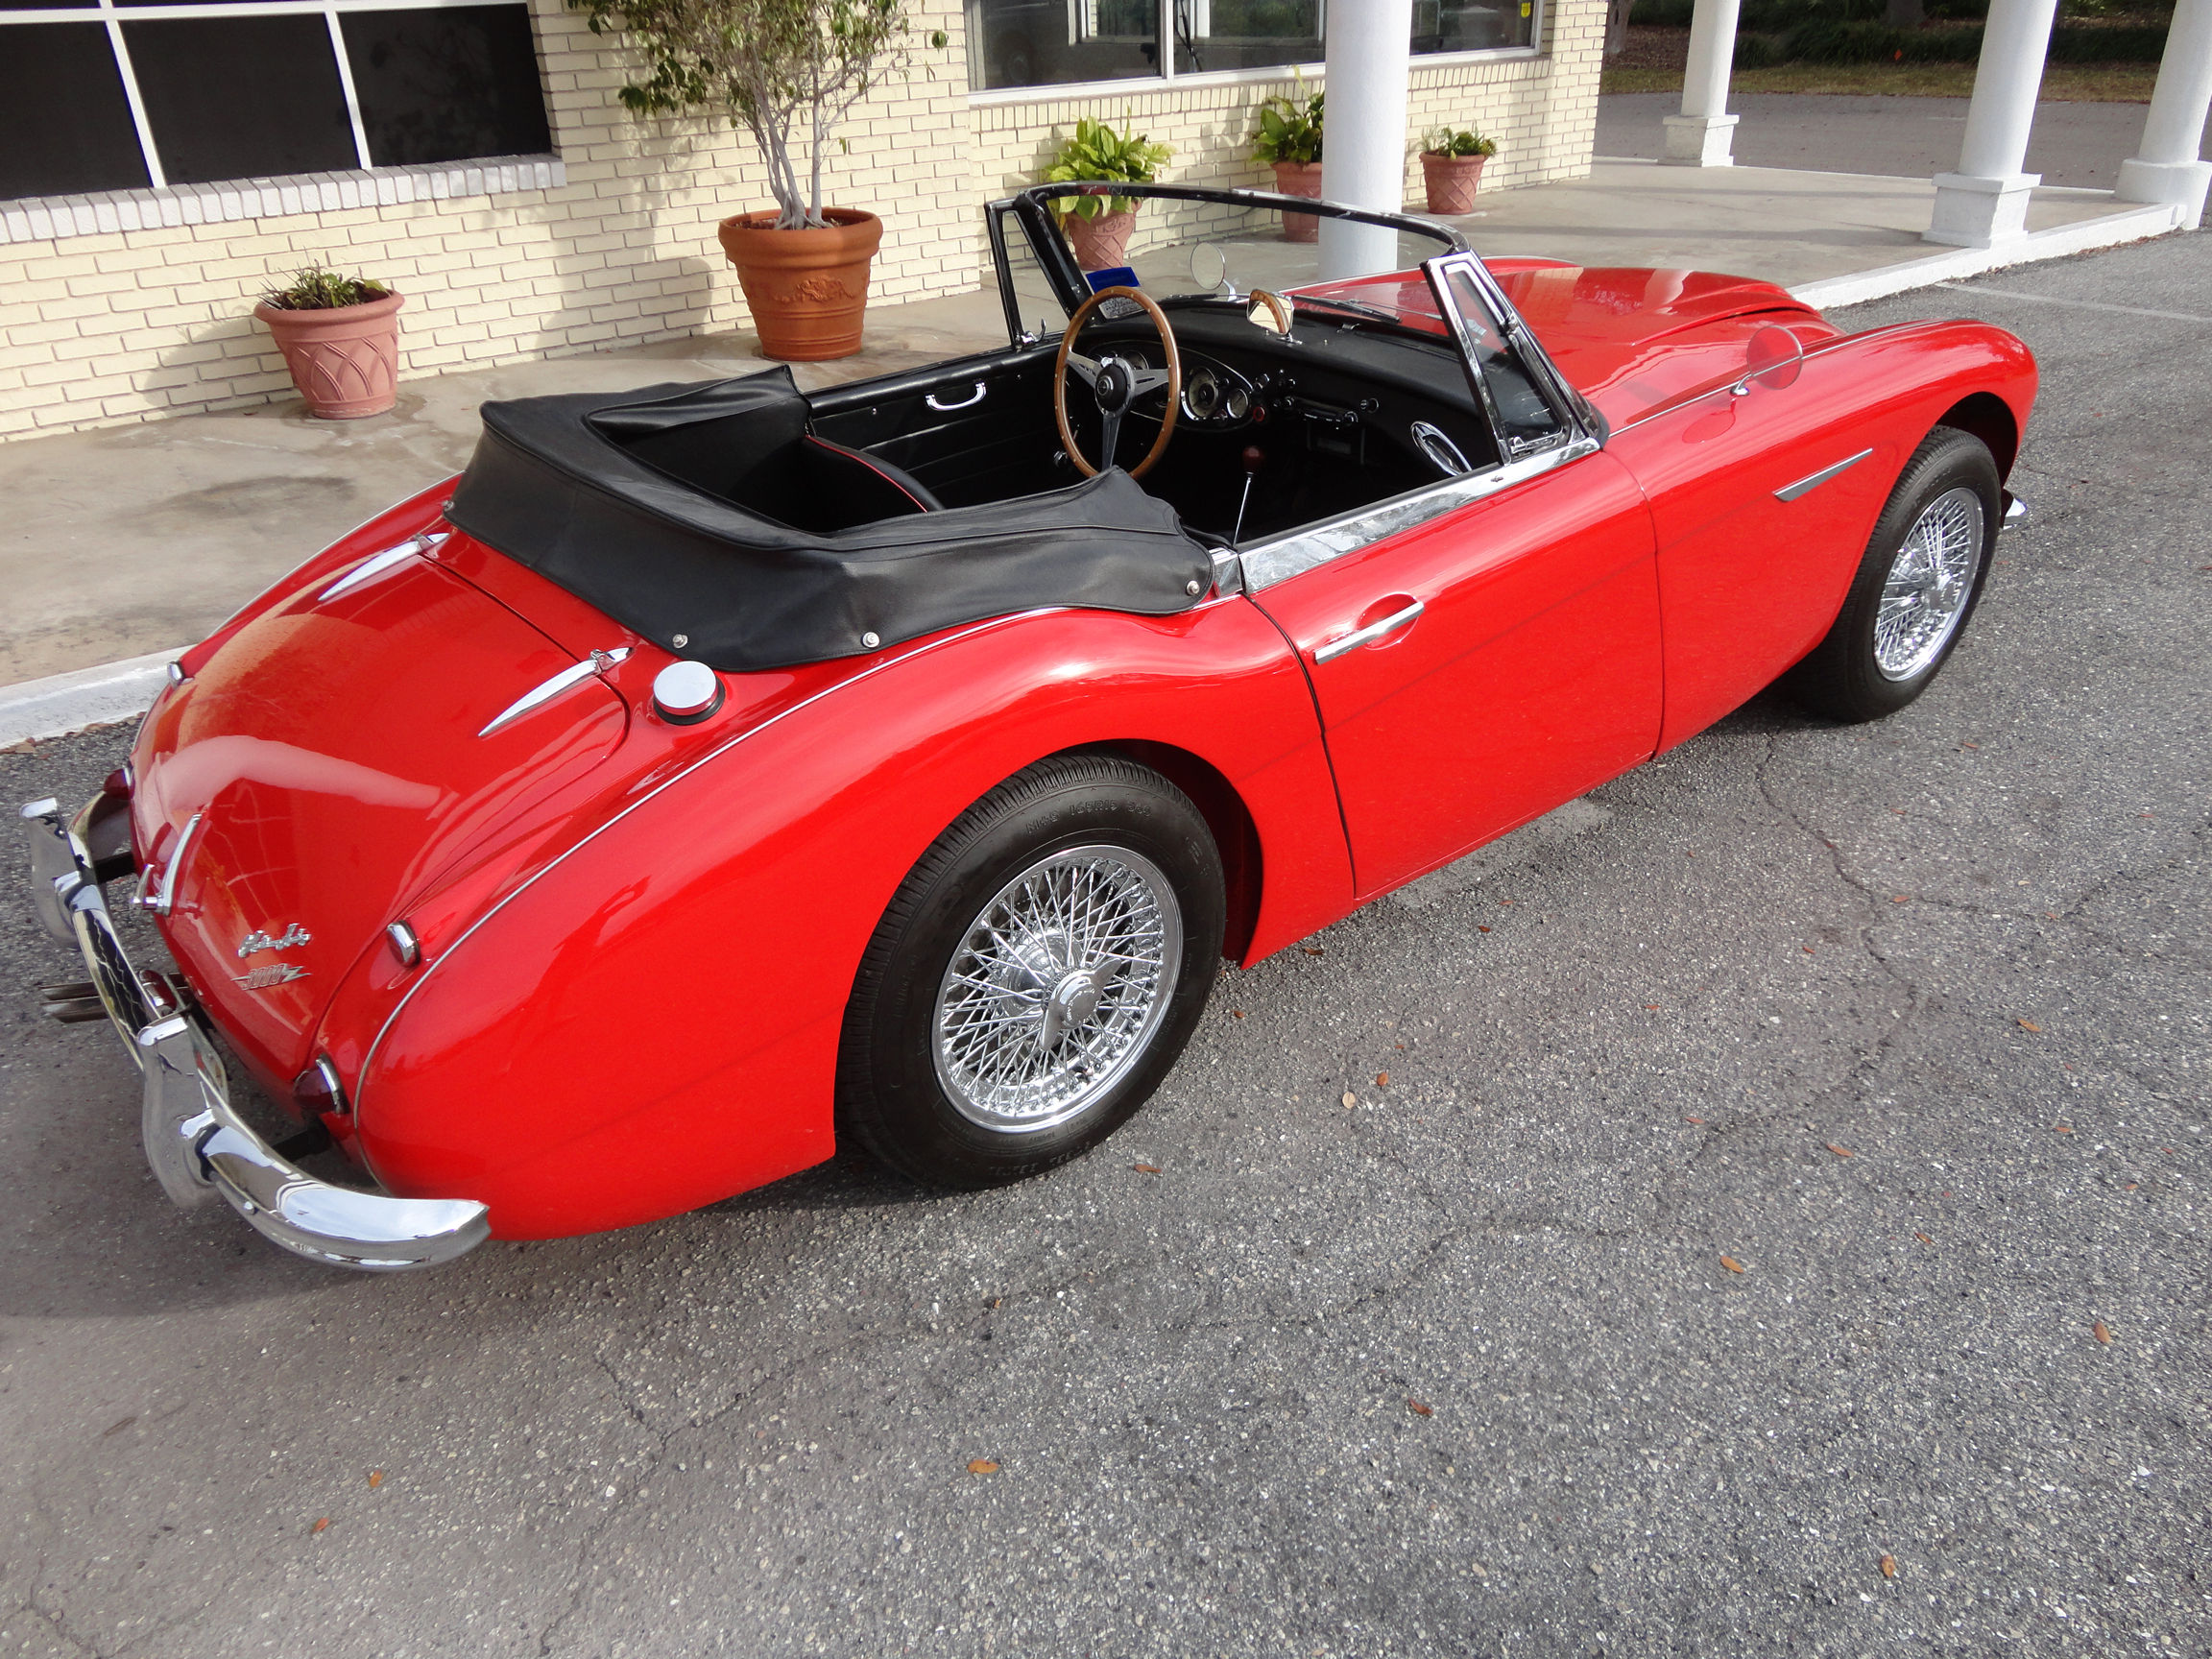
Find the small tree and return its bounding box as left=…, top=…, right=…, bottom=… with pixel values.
left=569, top=0, right=945, bottom=229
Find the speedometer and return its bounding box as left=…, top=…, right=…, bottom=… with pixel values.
left=1183, top=368, right=1222, bottom=421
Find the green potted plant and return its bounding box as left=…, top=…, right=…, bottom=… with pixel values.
left=571, top=0, right=945, bottom=361
left=1420, top=127, right=1498, bottom=216
left=1250, top=74, right=1324, bottom=243
left=253, top=266, right=403, bottom=420
left=1043, top=117, right=1172, bottom=273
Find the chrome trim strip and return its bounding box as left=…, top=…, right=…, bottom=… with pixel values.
left=18, top=798, right=490, bottom=1270
left=359, top=609, right=1077, bottom=1110
left=1240, top=437, right=1599, bottom=590
left=478, top=646, right=634, bottom=738
left=925, top=380, right=988, bottom=412
left=1314, top=598, right=1425, bottom=663
left=1774, top=447, right=1874, bottom=503
left=317, top=530, right=449, bottom=602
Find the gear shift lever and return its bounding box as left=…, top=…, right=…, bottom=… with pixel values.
left=1231, top=445, right=1263, bottom=545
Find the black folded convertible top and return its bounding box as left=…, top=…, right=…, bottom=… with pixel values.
left=445, top=368, right=1212, bottom=673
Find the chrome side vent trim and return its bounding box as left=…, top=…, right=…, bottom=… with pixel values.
left=1774, top=448, right=1873, bottom=504
left=319, top=531, right=451, bottom=602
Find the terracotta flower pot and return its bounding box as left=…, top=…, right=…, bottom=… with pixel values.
left=717, top=207, right=883, bottom=363
left=1421, top=152, right=1490, bottom=215
left=1063, top=206, right=1138, bottom=273
left=254, top=291, right=403, bottom=420
left=1271, top=160, right=1325, bottom=243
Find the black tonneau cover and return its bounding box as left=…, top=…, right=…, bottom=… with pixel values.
left=445, top=369, right=1212, bottom=673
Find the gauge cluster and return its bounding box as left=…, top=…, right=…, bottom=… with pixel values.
left=1180, top=357, right=1255, bottom=427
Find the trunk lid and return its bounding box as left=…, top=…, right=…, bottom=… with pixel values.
left=132, top=544, right=632, bottom=1090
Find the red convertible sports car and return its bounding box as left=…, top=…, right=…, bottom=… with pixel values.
left=23, top=185, right=2034, bottom=1270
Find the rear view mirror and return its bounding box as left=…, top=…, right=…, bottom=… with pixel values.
left=1246, top=290, right=1293, bottom=336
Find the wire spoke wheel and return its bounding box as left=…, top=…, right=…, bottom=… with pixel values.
left=1874, top=485, right=1984, bottom=682
left=931, top=845, right=1183, bottom=1134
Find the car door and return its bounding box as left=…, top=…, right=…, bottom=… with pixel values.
left=1244, top=256, right=1664, bottom=899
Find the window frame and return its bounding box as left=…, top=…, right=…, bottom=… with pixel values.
left=962, top=0, right=1546, bottom=105
left=0, top=0, right=547, bottom=194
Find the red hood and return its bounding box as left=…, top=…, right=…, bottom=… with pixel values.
left=1295, top=259, right=1839, bottom=427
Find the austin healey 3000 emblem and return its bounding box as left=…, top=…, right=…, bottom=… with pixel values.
left=235, top=962, right=310, bottom=991
left=236, top=924, right=311, bottom=958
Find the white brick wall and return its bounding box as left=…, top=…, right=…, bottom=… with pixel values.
left=0, top=0, right=1599, bottom=438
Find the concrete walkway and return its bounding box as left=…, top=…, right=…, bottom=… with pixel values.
left=1597, top=91, right=2212, bottom=189
left=0, top=155, right=2184, bottom=697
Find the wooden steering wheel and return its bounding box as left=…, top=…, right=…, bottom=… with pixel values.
left=1053, top=285, right=1183, bottom=480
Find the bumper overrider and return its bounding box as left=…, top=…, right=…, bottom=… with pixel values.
left=21, top=789, right=490, bottom=1270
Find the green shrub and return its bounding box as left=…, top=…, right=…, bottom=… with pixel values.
left=1251, top=75, right=1324, bottom=165
left=1423, top=126, right=1498, bottom=157
left=2047, top=23, right=2170, bottom=59
left=1043, top=117, right=1171, bottom=218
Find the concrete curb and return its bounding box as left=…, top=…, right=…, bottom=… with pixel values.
left=0, top=648, right=181, bottom=750
left=1790, top=201, right=2184, bottom=310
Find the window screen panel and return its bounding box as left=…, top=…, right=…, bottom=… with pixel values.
left=1172, top=0, right=1322, bottom=74
left=341, top=5, right=551, bottom=167
left=123, top=14, right=357, bottom=185
left=966, top=0, right=1162, bottom=91
left=0, top=24, right=151, bottom=198
left=1411, top=0, right=1535, bottom=54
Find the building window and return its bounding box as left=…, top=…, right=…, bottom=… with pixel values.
left=965, top=0, right=1535, bottom=93
left=1412, top=0, right=1534, bottom=55
left=0, top=0, right=553, bottom=204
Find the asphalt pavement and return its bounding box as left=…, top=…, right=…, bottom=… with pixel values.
left=1, top=233, right=2206, bottom=1658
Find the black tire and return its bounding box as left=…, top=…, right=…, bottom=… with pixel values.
left=836, top=754, right=1225, bottom=1190
left=1784, top=425, right=2002, bottom=723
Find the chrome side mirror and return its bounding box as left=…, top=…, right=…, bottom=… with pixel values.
left=1190, top=242, right=1232, bottom=297
left=1733, top=325, right=1804, bottom=397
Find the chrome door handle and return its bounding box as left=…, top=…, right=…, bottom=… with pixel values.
left=926, top=381, right=988, bottom=412
left=1313, top=599, right=1425, bottom=663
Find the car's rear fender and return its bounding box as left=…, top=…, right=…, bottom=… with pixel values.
left=341, top=596, right=1346, bottom=1238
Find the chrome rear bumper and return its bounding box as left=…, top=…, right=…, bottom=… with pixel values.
left=21, top=792, right=490, bottom=1270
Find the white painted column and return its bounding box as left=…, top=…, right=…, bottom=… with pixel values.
left=1926, top=0, right=2059, bottom=246
left=1661, top=0, right=1742, bottom=166
left=2116, top=0, right=2212, bottom=229
left=1318, top=0, right=1414, bottom=281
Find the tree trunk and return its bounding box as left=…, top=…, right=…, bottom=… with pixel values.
left=1887, top=0, right=1925, bottom=27
left=1605, top=0, right=1634, bottom=59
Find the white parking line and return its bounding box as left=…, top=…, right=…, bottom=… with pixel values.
left=1935, top=282, right=2212, bottom=324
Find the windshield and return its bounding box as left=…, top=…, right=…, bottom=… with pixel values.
left=997, top=182, right=1466, bottom=336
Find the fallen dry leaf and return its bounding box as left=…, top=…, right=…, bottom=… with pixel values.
left=1407, top=1398, right=1433, bottom=1417
left=1645, top=1004, right=1661, bottom=1011
left=1960, top=740, right=1980, bottom=750
left=2056, top=1123, right=2074, bottom=1134
left=1376, top=1072, right=1390, bottom=1088
left=1341, top=1091, right=1358, bottom=1110
left=2017, top=1018, right=2044, bottom=1033
left=1231, top=1009, right=1245, bottom=1020
left=1683, top=1117, right=1705, bottom=1125
left=1478, top=925, right=1492, bottom=933
left=1302, top=946, right=1325, bottom=956
left=1133, top=1163, right=1162, bottom=1175
left=1719, top=1255, right=1746, bottom=1274
left=1825, top=1142, right=1854, bottom=1159
left=1801, top=946, right=1815, bottom=954
left=967, top=1459, right=998, bottom=1476
left=367, top=1470, right=383, bottom=1489
left=1914, top=1231, right=1933, bottom=1245
left=311, top=1518, right=330, bottom=1535
left=1880, top=1553, right=1897, bottom=1578
left=2093, top=1320, right=2111, bottom=1344
left=1891, top=894, right=1911, bottom=903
